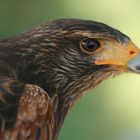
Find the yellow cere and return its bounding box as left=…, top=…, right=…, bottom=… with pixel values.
left=94, top=40, right=140, bottom=69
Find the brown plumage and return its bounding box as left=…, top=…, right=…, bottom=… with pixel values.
left=0, top=19, right=139, bottom=140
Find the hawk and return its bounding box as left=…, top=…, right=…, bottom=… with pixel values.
left=0, top=19, right=139, bottom=140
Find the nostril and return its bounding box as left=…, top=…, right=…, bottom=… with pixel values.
left=130, top=50, right=135, bottom=55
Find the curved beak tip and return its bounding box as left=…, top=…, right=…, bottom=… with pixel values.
left=128, top=53, right=140, bottom=73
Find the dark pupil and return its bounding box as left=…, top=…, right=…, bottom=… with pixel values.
left=83, top=39, right=99, bottom=52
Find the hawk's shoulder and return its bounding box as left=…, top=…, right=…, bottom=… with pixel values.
left=0, top=77, right=54, bottom=140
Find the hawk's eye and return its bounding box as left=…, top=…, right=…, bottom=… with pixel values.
left=80, top=38, right=100, bottom=53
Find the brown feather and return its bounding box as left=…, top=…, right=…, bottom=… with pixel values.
left=0, top=83, right=54, bottom=140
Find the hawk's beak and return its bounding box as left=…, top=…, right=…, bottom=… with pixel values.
left=94, top=40, right=140, bottom=73
left=128, top=53, right=140, bottom=73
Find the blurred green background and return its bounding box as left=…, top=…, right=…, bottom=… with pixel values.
left=1, top=0, right=140, bottom=140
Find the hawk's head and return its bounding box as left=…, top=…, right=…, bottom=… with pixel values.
left=1, top=19, right=140, bottom=98
left=15, top=19, right=139, bottom=98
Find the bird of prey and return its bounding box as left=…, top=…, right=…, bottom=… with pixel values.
left=0, top=19, right=140, bottom=140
